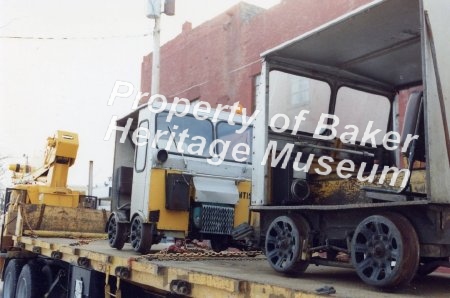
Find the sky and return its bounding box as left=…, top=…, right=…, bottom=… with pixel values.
left=0, top=0, right=280, bottom=188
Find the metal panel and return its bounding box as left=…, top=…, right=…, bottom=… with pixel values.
left=262, top=0, right=421, bottom=90
left=200, top=204, right=234, bottom=234
left=423, top=0, right=450, bottom=204
left=70, top=266, right=104, bottom=298
left=193, top=177, right=238, bottom=204
left=131, top=108, right=154, bottom=221
left=152, top=154, right=251, bottom=181
left=165, top=173, right=191, bottom=211
left=252, top=62, right=269, bottom=205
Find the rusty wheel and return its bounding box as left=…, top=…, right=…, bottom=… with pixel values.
left=107, top=214, right=128, bottom=250
left=130, top=216, right=153, bottom=254
left=351, top=213, right=419, bottom=288
left=265, top=215, right=310, bottom=276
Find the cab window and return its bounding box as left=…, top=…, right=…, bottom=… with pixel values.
left=216, top=122, right=252, bottom=163
left=269, top=71, right=331, bottom=133
left=156, top=113, right=214, bottom=157
left=334, top=87, right=390, bottom=144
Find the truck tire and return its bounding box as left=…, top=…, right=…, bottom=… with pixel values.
left=3, top=259, right=25, bottom=298
left=15, top=262, right=45, bottom=298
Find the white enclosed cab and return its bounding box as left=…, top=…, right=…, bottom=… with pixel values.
left=106, top=101, right=255, bottom=253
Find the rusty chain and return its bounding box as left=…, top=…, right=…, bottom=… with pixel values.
left=137, top=248, right=264, bottom=262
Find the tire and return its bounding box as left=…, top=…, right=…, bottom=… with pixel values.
left=130, top=216, right=154, bottom=254
left=351, top=213, right=419, bottom=289
left=3, top=259, right=25, bottom=298
left=265, top=215, right=310, bottom=276
left=107, top=214, right=128, bottom=250
left=15, top=262, right=46, bottom=298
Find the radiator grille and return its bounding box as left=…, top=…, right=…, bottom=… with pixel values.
left=200, top=205, right=234, bottom=235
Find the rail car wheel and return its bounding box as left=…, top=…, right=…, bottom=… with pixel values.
left=16, top=262, right=45, bottom=298
left=108, top=214, right=128, bottom=250
left=351, top=213, right=419, bottom=288
left=265, top=215, right=310, bottom=276
left=3, top=259, right=25, bottom=298
left=130, top=216, right=153, bottom=254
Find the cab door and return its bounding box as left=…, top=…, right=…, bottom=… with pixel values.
left=130, top=108, right=153, bottom=221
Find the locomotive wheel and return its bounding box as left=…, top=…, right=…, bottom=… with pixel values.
left=130, top=216, right=153, bottom=254
left=265, top=215, right=310, bottom=276
left=351, top=213, right=419, bottom=288
left=107, top=214, right=128, bottom=250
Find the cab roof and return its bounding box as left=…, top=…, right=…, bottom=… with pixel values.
left=262, top=0, right=421, bottom=91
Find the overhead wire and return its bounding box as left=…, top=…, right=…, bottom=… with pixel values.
left=0, top=32, right=151, bottom=40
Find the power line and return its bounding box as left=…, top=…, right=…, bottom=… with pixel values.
left=0, top=33, right=151, bottom=40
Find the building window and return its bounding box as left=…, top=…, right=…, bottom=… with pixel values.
left=290, top=76, right=310, bottom=106
left=268, top=71, right=331, bottom=133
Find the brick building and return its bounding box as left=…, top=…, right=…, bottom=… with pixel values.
left=140, top=0, right=373, bottom=109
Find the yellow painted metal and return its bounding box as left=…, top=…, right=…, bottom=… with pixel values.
left=147, top=170, right=253, bottom=233
left=12, top=185, right=79, bottom=207
left=234, top=181, right=251, bottom=227
left=8, top=131, right=81, bottom=208
left=27, top=131, right=78, bottom=185
left=23, top=230, right=106, bottom=238
left=11, top=235, right=326, bottom=297
left=39, top=130, right=78, bottom=188
left=8, top=164, right=33, bottom=174
left=148, top=168, right=189, bottom=232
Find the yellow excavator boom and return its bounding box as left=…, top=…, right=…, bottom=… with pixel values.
left=8, top=131, right=82, bottom=207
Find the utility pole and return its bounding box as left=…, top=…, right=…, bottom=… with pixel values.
left=146, top=0, right=175, bottom=95
left=88, top=160, right=94, bottom=196
left=151, top=16, right=161, bottom=95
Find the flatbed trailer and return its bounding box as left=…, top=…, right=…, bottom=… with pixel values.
left=4, top=235, right=449, bottom=297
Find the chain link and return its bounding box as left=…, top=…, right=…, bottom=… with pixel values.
left=137, top=249, right=263, bottom=262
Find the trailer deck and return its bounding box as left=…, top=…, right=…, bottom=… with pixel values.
left=11, top=236, right=450, bottom=297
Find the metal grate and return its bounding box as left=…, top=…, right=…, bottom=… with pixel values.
left=200, top=205, right=234, bottom=235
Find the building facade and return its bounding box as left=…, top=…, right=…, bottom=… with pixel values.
left=140, top=0, right=373, bottom=109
